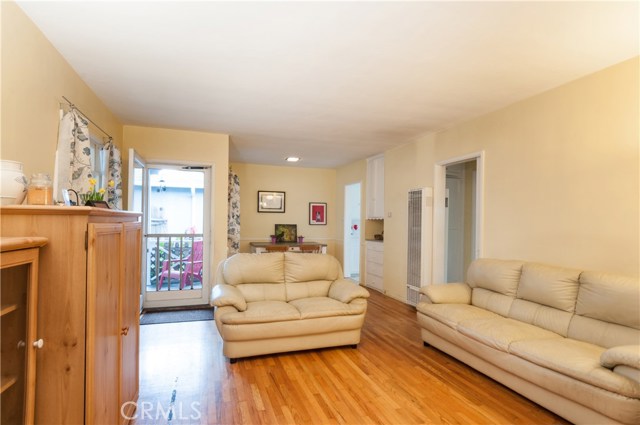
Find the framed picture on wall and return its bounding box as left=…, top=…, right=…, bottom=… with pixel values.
left=309, top=202, right=327, bottom=225
left=258, top=191, right=285, bottom=213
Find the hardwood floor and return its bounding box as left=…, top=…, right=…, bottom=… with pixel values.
left=133, top=290, right=569, bottom=425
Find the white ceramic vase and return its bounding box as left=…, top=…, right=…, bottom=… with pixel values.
left=0, top=160, right=28, bottom=206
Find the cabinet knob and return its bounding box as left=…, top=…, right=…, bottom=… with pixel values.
left=33, top=339, right=44, bottom=349
left=121, top=327, right=129, bottom=336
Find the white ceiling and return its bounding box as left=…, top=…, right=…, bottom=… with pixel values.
left=17, top=1, right=639, bottom=168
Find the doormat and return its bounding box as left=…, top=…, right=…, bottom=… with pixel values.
left=140, top=308, right=214, bottom=325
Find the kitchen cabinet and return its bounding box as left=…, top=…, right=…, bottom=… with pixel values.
left=365, top=241, right=384, bottom=292
left=366, top=155, right=384, bottom=219
left=0, top=206, right=141, bottom=425
left=1, top=236, right=47, bottom=425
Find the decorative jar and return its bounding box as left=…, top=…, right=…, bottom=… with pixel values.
left=0, top=160, right=28, bottom=205
left=27, top=173, right=53, bottom=205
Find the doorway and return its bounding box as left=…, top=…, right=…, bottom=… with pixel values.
left=128, top=150, right=212, bottom=309
left=433, top=152, right=484, bottom=284
left=344, top=183, right=361, bottom=281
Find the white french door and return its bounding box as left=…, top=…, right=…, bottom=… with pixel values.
left=128, top=150, right=212, bottom=309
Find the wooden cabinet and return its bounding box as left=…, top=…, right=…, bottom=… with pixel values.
left=366, top=155, right=385, bottom=219
left=1, top=236, right=47, bottom=425
left=0, top=206, right=141, bottom=425
left=365, top=241, right=384, bottom=292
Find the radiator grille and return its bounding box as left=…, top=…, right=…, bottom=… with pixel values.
left=407, top=188, right=432, bottom=306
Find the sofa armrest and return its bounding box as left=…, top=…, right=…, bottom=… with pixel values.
left=420, top=283, right=471, bottom=304
left=329, top=279, right=370, bottom=303
left=601, top=345, right=640, bottom=370
left=210, top=284, right=247, bottom=311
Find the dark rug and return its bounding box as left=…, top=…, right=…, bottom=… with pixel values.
left=140, top=308, right=214, bottom=325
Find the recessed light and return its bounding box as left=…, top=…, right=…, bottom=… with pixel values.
left=285, top=157, right=300, bottom=162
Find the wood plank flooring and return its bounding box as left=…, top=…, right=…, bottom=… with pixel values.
left=133, top=290, right=569, bottom=425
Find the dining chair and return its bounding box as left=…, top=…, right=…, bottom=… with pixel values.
left=299, top=245, right=321, bottom=254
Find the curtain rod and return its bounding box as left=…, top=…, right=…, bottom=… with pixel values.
left=61, top=96, right=113, bottom=141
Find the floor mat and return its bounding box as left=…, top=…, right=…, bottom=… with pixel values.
left=140, top=308, right=214, bottom=325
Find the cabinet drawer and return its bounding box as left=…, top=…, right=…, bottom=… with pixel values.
left=366, top=241, right=384, bottom=253
left=367, top=261, right=383, bottom=277
left=367, top=249, right=383, bottom=265
left=365, top=273, right=383, bottom=291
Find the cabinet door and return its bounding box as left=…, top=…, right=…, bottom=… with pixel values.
left=120, top=222, right=141, bottom=424
left=86, top=223, right=122, bottom=425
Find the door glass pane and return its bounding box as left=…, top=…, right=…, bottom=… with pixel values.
left=146, top=167, right=205, bottom=294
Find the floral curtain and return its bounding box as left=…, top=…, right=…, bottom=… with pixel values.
left=54, top=108, right=92, bottom=200
left=104, top=139, right=123, bottom=209
left=227, top=168, right=240, bottom=255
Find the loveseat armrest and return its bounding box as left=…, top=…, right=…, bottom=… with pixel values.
left=210, top=284, right=247, bottom=311
left=329, top=279, right=370, bottom=303
left=601, top=345, right=640, bottom=370
left=420, top=283, right=471, bottom=304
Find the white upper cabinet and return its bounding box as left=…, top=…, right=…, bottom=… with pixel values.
left=366, top=155, right=384, bottom=219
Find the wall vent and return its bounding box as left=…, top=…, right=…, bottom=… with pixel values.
left=407, top=187, right=433, bottom=306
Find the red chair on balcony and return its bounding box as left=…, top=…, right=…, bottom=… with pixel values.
left=157, top=241, right=204, bottom=290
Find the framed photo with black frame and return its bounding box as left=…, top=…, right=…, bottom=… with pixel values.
left=309, top=202, right=327, bottom=225
left=257, top=191, right=285, bottom=213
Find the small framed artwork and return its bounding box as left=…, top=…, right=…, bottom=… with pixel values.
left=275, top=224, right=297, bottom=242
left=258, top=191, right=285, bottom=213
left=309, top=202, right=327, bottom=225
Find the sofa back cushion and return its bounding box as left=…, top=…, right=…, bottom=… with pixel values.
left=286, top=280, right=333, bottom=301
left=222, top=253, right=284, bottom=285
left=471, top=288, right=515, bottom=317
left=568, top=315, right=639, bottom=348
left=467, top=259, right=524, bottom=296
left=516, top=263, right=581, bottom=313
left=576, top=271, right=640, bottom=330
left=284, top=253, right=342, bottom=283
left=508, top=299, right=573, bottom=336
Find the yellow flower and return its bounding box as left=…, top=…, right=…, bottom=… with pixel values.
left=89, top=178, right=97, bottom=186
left=108, top=180, right=115, bottom=188
left=98, top=188, right=106, bottom=195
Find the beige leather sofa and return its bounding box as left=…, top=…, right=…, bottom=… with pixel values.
left=210, top=252, right=369, bottom=362
left=417, top=259, right=639, bottom=425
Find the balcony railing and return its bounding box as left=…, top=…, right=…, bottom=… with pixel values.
left=146, top=233, right=204, bottom=291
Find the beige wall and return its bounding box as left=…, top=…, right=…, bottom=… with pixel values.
left=1, top=1, right=123, bottom=178
left=231, top=162, right=337, bottom=256
left=123, top=125, right=229, bottom=289
left=378, top=57, right=639, bottom=302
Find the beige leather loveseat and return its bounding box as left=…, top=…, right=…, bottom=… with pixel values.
left=417, top=259, right=639, bottom=425
left=210, top=252, right=369, bottom=362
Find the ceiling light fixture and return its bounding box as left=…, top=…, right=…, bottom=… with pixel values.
left=285, top=157, right=300, bottom=162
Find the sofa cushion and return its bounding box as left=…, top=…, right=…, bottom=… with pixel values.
left=286, top=280, right=332, bottom=301
left=223, top=253, right=284, bottom=285
left=289, top=297, right=366, bottom=319
left=457, top=317, right=561, bottom=352
left=568, top=314, right=640, bottom=349
left=510, top=338, right=640, bottom=399
left=577, top=271, right=640, bottom=330
left=471, top=287, right=515, bottom=317
left=416, top=303, right=499, bottom=329
left=219, top=300, right=300, bottom=325
left=508, top=298, right=573, bottom=337
left=236, top=283, right=286, bottom=302
left=516, top=263, right=581, bottom=312
left=284, top=252, right=342, bottom=283
left=467, top=259, right=523, bottom=296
